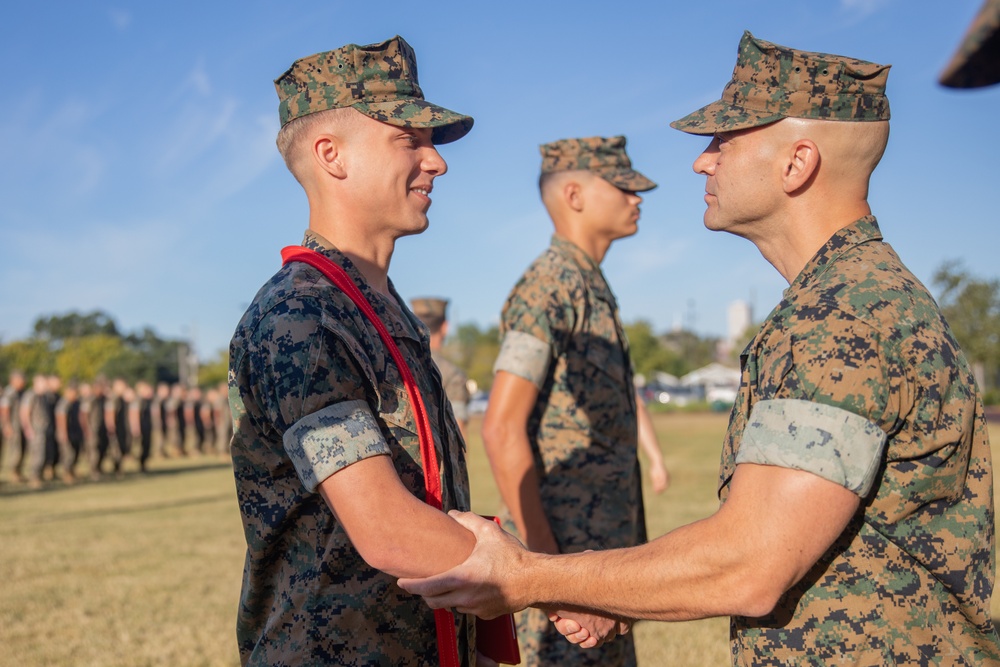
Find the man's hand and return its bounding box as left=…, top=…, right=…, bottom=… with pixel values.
left=648, top=459, right=670, bottom=494
left=398, top=511, right=529, bottom=619
left=547, top=610, right=630, bottom=649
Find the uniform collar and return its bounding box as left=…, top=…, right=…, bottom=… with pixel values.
left=301, top=230, right=425, bottom=344
left=550, top=234, right=616, bottom=302
left=784, top=216, right=883, bottom=297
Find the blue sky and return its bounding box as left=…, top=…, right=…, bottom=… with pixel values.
left=2, top=1, right=998, bottom=360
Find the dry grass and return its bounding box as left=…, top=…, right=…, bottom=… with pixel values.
left=1, top=413, right=998, bottom=666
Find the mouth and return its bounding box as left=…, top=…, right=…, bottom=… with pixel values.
left=411, top=186, right=432, bottom=199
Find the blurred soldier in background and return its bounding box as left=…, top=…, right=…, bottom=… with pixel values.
left=411, top=297, right=471, bottom=438
left=85, top=379, right=109, bottom=479
left=212, top=381, right=232, bottom=458
left=55, top=382, right=85, bottom=483
left=151, top=381, right=169, bottom=459
left=130, top=381, right=155, bottom=473
left=173, top=384, right=188, bottom=456
left=20, top=374, right=52, bottom=490
left=43, top=375, right=62, bottom=478
left=1, top=371, right=27, bottom=483
left=105, top=378, right=131, bottom=476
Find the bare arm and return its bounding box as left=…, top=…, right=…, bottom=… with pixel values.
left=400, top=462, right=860, bottom=621
left=318, top=453, right=476, bottom=579
left=635, top=394, right=669, bottom=494
left=481, top=371, right=558, bottom=555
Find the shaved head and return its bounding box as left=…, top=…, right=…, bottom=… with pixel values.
left=276, top=107, right=364, bottom=186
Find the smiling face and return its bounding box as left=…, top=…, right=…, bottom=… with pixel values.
left=692, top=124, right=784, bottom=238
left=342, top=116, right=448, bottom=238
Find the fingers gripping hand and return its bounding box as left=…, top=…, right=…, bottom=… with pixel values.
left=398, top=511, right=527, bottom=619
left=547, top=610, right=627, bottom=649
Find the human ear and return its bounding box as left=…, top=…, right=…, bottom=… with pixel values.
left=783, top=139, right=818, bottom=193
left=312, top=134, right=347, bottom=179
left=565, top=181, right=585, bottom=212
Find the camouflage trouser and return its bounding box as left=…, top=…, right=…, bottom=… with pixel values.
left=58, top=435, right=83, bottom=476
left=515, top=606, right=636, bottom=667
left=87, top=434, right=110, bottom=476
left=26, top=433, right=46, bottom=482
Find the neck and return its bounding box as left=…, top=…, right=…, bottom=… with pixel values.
left=753, top=199, right=871, bottom=284
left=308, top=200, right=395, bottom=296
left=553, top=224, right=611, bottom=265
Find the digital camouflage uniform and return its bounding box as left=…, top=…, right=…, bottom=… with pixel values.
left=721, top=218, right=1000, bottom=665
left=495, top=239, right=642, bottom=666
left=410, top=297, right=471, bottom=425
left=432, top=352, right=470, bottom=425
left=671, top=32, right=1000, bottom=665
left=492, top=135, right=656, bottom=667
left=229, top=35, right=475, bottom=666
left=230, top=231, right=473, bottom=666
left=1, top=382, right=26, bottom=479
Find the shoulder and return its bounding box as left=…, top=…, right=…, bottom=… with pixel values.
left=233, top=263, right=375, bottom=363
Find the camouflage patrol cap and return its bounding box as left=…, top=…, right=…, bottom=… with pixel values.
left=940, top=0, right=1000, bottom=88
left=671, top=31, right=891, bottom=135
left=410, top=297, right=449, bottom=330
left=274, top=35, right=473, bottom=144
left=539, top=136, right=657, bottom=192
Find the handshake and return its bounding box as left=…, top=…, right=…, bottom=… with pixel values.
left=398, top=511, right=631, bottom=650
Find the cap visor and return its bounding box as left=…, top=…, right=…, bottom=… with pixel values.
left=669, top=99, right=783, bottom=135
left=603, top=168, right=658, bottom=193
left=358, top=98, right=473, bottom=144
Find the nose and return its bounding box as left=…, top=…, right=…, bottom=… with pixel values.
left=693, top=137, right=720, bottom=175
left=629, top=192, right=643, bottom=206
left=421, top=146, right=447, bottom=177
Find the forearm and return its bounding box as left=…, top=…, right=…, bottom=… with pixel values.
left=482, top=424, right=557, bottom=554
left=515, top=517, right=773, bottom=621
left=319, top=455, right=476, bottom=579
left=636, top=399, right=664, bottom=466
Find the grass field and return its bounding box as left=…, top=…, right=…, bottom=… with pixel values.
left=1, top=412, right=998, bottom=666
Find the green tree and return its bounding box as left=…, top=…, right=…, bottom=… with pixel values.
left=0, top=339, right=54, bottom=378
left=624, top=320, right=681, bottom=378
left=448, top=323, right=501, bottom=392
left=198, top=349, right=230, bottom=388
left=54, top=335, right=125, bottom=381
left=33, top=310, right=119, bottom=342
left=933, top=261, right=1000, bottom=393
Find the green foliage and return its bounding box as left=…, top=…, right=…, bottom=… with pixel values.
left=0, top=339, right=55, bottom=378
left=54, top=335, right=125, bottom=382
left=33, top=310, right=119, bottom=341
left=933, top=261, right=1000, bottom=391
left=198, top=349, right=230, bottom=388
left=447, top=323, right=501, bottom=391
left=1, top=311, right=189, bottom=385
left=624, top=321, right=678, bottom=378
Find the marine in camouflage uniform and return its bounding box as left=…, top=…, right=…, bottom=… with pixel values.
left=673, top=31, right=1000, bottom=664
left=411, top=298, right=471, bottom=436
left=1, top=371, right=27, bottom=482
left=229, top=35, right=478, bottom=666
left=399, top=31, right=1000, bottom=666
left=486, top=136, right=657, bottom=667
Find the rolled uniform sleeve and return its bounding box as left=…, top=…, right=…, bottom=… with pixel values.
left=493, top=331, right=553, bottom=389
left=746, top=309, right=899, bottom=497
left=250, top=296, right=387, bottom=493
left=495, top=259, right=576, bottom=389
